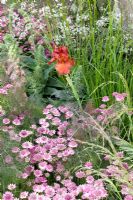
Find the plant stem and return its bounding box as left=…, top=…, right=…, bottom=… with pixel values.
left=65, top=74, right=82, bottom=110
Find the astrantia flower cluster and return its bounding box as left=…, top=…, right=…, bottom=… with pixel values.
left=1, top=104, right=108, bottom=200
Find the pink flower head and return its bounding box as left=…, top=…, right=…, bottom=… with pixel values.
left=28, top=192, right=38, bottom=200
left=43, top=108, right=50, bottom=115
left=19, top=130, right=33, bottom=138
left=45, top=186, right=55, bottom=197
left=3, top=192, right=14, bottom=200
left=3, top=118, right=10, bottom=125
left=104, top=154, right=111, bottom=160
left=45, top=164, right=53, bottom=172
left=38, top=161, right=47, bottom=170
left=30, top=124, right=37, bottom=130
left=11, top=147, right=20, bottom=153
left=21, top=172, right=29, bottom=179
left=12, top=118, right=21, bottom=126
left=86, top=176, right=94, bottom=184
left=39, top=118, right=46, bottom=125
left=124, top=195, right=133, bottom=200
left=50, top=108, right=61, bottom=117
left=20, top=191, right=29, bottom=199
left=65, top=111, right=73, bottom=119
left=22, top=141, right=33, bottom=149
left=84, top=162, right=93, bottom=169
left=99, top=104, right=107, bottom=109
left=46, top=104, right=53, bottom=109
left=68, top=141, right=78, bottom=148
left=33, top=184, right=45, bottom=193
left=4, top=84, right=13, bottom=90
left=8, top=184, right=16, bottom=190
left=122, top=162, right=129, bottom=170
left=97, top=114, right=104, bottom=122
left=112, top=92, right=127, bottom=102
left=5, top=155, right=13, bottom=164
left=75, top=171, right=86, bottom=179
left=117, top=151, right=124, bottom=158
left=0, top=88, right=7, bottom=94
left=34, top=170, right=43, bottom=177
left=102, top=96, right=109, bottom=102
left=19, top=149, right=30, bottom=158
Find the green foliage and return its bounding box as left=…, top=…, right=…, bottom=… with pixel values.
left=43, top=0, right=133, bottom=107
left=20, top=45, right=73, bottom=105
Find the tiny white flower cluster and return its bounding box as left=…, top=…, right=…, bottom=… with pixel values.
left=96, top=16, right=109, bottom=28
left=1, top=0, right=7, bottom=4
left=40, top=2, right=90, bottom=44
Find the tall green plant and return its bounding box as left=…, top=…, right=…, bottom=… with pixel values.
left=43, top=0, right=133, bottom=107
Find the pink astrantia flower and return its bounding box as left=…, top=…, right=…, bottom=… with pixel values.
left=75, top=171, right=86, bottom=178
left=68, top=141, right=78, bottom=148
left=34, top=170, right=43, bottom=177
left=33, top=184, right=45, bottom=193
left=112, top=92, right=127, bottom=102
left=3, top=192, right=14, bottom=200
left=97, top=114, right=104, bottom=122
left=84, top=162, right=93, bottom=169
left=11, top=147, right=20, bottom=153
left=12, top=118, right=21, bottom=126
left=3, top=118, right=10, bottom=124
left=28, top=192, right=38, bottom=200
left=5, top=155, right=13, bottom=164
left=86, top=176, right=94, bottom=184
left=20, top=191, right=29, bottom=199
left=19, top=130, right=33, bottom=138
left=38, top=161, right=47, bottom=170
left=22, top=141, right=33, bottom=149
left=19, top=149, right=30, bottom=158
left=99, top=104, right=107, bottom=109
left=102, top=96, right=109, bottom=102
left=8, top=184, right=16, bottom=190
left=117, top=152, right=124, bottom=158
left=4, top=84, right=13, bottom=90
left=124, top=195, right=133, bottom=200
left=45, top=186, right=55, bottom=197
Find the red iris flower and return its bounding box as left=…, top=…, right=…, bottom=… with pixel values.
left=48, top=46, right=75, bottom=75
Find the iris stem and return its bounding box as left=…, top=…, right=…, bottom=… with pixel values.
left=65, top=75, right=82, bottom=110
